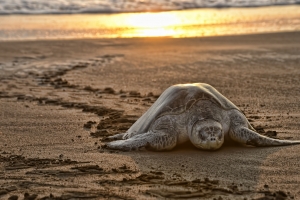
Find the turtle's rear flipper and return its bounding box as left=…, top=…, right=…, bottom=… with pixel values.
left=230, top=127, right=300, bottom=147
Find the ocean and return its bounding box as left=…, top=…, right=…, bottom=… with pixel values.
left=0, top=0, right=300, bottom=40
left=1, top=0, right=300, bottom=14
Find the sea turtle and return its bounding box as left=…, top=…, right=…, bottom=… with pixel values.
left=106, top=83, right=300, bottom=151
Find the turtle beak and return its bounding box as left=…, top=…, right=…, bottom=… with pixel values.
left=208, top=139, right=223, bottom=150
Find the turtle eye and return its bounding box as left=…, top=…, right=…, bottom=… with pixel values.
left=198, top=131, right=206, bottom=141
left=218, top=133, right=223, bottom=140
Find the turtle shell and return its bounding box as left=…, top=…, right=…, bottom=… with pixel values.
left=127, top=83, right=240, bottom=135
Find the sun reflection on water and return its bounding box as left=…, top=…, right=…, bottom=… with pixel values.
left=124, top=13, right=179, bottom=37
left=107, top=6, right=300, bottom=38
left=0, top=6, right=300, bottom=40
left=94, top=6, right=300, bottom=38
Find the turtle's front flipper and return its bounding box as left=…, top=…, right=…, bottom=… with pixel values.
left=230, top=127, right=300, bottom=147
left=106, top=131, right=177, bottom=151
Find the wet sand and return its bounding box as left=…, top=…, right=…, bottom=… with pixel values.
left=0, top=32, right=300, bottom=199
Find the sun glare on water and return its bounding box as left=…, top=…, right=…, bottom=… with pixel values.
left=123, top=13, right=180, bottom=37
left=1, top=6, right=300, bottom=40
left=102, top=6, right=300, bottom=38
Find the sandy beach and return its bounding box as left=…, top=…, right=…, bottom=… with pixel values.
left=1, top=31, right=300, bottom=199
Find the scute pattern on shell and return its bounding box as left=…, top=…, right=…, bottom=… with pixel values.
left=156, top=83, right=239, bottom=118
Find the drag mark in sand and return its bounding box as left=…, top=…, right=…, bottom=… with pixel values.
left=0, top=54, right=154, bottom=199
left=0, top=152, right=140, bottom=199
left=96, top=170, right=294, bottom=200
left=0, top=54, right=161, bottom=143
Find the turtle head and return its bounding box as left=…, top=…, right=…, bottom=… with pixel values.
left=189, top=119, right=224, bottom=150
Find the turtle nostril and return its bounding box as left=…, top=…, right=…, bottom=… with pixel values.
left=211, top=138, right=216, bottom=141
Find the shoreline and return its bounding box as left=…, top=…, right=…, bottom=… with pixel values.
left=1, top=31, right=300, bottom=199
left=1, top=30, right=300, bottom=44
left=0, top=29, right=299, bottom=41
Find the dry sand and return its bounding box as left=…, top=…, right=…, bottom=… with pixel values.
left=0, top=32, right=300, bottom=200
